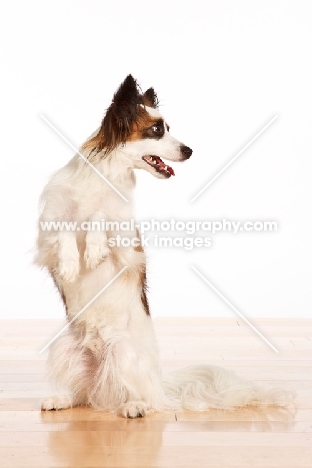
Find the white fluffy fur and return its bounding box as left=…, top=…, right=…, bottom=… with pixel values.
left=36, top=102, right=294, bottom=418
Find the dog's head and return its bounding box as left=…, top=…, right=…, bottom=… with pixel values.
left=84, top=75, right=192, bottom=179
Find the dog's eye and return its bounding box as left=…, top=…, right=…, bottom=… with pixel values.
left=152, top=124, right=163, bottom=134
left=143, top=121, right=165, bottom=139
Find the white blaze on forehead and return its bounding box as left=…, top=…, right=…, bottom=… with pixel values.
left=141, top=105, right=162, bottom=119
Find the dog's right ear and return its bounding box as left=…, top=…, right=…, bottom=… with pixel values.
left=143, top=87, right=159, bottom=108
left=84, top=75, right=142, bottom=155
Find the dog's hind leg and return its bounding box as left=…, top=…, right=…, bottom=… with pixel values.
left=114, top=337, right=170, bottom=418
left=89, top=315, right=170, bottom=417
left=41, top=332, right=93, bottom=411
left=94, top=336, right=164, bottom=418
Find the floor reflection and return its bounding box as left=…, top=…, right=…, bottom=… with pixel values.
left=176, top=405, right=297, bottom=431
left=40, top=405, right=296, bottom=466
left=41, top=407, right=166, bottom=467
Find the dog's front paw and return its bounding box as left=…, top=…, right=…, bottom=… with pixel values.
left=58, top=254, right=80, bottom=283
left=118, top=401, right=147, bottom=418
left=84, top=234, right=110, bottom=270
left=41, top=395, right=72, bottom=411
left=58, top=233, right=80, bottom=282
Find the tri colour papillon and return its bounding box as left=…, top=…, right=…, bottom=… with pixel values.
left=36, top=75, right=292, bottom=418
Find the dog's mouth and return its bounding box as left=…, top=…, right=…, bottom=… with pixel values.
left=142, top=156, right=175, bottom=177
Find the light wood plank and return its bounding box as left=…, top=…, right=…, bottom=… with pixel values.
left=1, top=419, right=311, bottom=433
left=1, top=446, right=312, bottom=467
left=0, top=406, right=309, bottom=423
left=0, top=430, right=311, bottom=447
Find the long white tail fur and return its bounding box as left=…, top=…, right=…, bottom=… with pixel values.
left=163, top=365, right=294, bottom=411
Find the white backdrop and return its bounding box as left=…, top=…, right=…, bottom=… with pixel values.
left=1, top=0, right=311, bottom=319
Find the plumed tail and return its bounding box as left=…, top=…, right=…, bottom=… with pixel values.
left=162, top=365, right=295, bottom=411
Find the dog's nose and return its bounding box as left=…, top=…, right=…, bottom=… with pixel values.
left=181, top=145, right=192, bottom=159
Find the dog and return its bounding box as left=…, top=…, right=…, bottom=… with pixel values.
left=36, top=75, right=292, bottom=418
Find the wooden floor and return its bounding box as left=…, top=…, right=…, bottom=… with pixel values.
left=0, top=318, right=311, bottom=467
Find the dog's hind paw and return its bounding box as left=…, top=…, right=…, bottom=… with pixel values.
left=118, top=401, right=147, bottom=418
left=41, top=395, right=72, bottom=411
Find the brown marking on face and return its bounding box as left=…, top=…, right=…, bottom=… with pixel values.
left=126, top=107, right=160, bottom=142
left=82, top=106, right=162, bottom=154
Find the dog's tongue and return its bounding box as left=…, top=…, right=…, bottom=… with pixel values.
left=157, top=157, right=175, bottom=176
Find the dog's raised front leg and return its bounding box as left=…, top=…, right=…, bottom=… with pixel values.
left=84, top=211, right=110, bottom=270
left=58, top=231, right=80, bottom=283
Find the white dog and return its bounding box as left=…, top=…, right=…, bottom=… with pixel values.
left=36, top=75, right=292, bottom=418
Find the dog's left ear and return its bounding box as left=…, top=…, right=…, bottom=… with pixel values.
left=100, top=75, right=142, bottom=152
left=143, top=87, right=159, bottom=108
left=84, top=74, right=142, bottom=155
left=112, top=74, right=142, bottom=111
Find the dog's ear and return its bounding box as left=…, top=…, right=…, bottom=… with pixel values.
left=143, top=87, right=159, bottom=108
left=112, top=74, right=141, bottom=109
left=100, top=74, right=142, bottom=153
left=84, top=75, right=142, bottom=155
